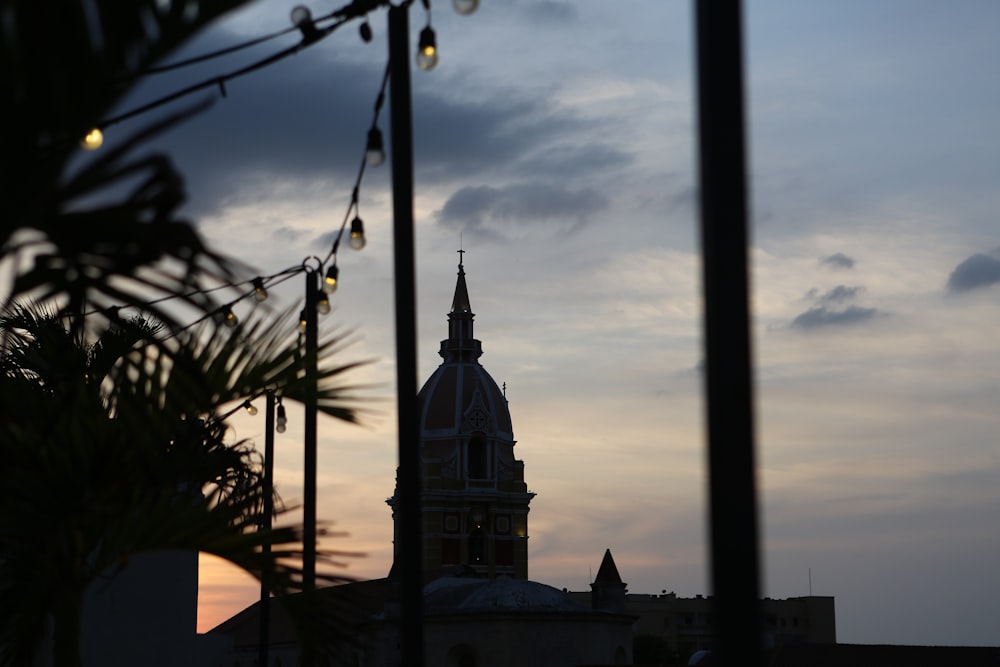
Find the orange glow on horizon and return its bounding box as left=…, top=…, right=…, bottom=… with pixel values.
left=197, top=554, right=261, bottom=633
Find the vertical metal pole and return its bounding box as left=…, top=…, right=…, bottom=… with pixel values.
left=694, top=1, right=763, bottom=665
left=303, top=271, right=319, bottom=667
left=258, top=391, right=275, bottom=667
left=388, top=6, right=424, bottom=667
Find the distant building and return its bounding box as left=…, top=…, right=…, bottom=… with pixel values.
left=209, top=259, right=837, bottom=666
left=569, top=588, right=836, bottom=657
left=211, top=260, right=632, bottom=667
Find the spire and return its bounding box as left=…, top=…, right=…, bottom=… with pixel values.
left=451, top=251, right=471, bottom=313
left=594, top=549, right=623, bottom=584
left=591, top=548, right=627, bottom=613
left=440, top=253, right=482, bottom=363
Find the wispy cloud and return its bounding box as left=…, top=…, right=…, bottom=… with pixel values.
left=820, top=252, right=855, bottom=269
left=806, top=284, right=863, bottom=304
left=436, top=183, right=606, bottom=240
left=790, top=305, right=880, bottom=330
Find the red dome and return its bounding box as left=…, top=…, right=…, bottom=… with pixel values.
left=418, top=361, right=513, bottom=440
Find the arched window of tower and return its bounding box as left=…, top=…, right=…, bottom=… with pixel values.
left=467, top=436, right=487, bottom=479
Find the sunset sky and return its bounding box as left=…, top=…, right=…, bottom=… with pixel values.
left=102, top=0, right=1000, bottom=644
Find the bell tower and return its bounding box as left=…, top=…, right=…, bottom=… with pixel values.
left=388, top=257, right=534, bottom=580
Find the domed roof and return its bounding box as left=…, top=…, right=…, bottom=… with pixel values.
left=418, top=261, right=512, bottom=440
left=423, top=576, right=588, bottom=614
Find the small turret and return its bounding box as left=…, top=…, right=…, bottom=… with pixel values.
left=591, top=549, right=627, bottom=614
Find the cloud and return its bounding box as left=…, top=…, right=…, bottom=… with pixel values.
left=946, top=252, right=1000, bottom=292
left=519, top=1, right=579, bottom=25
left=412, top=87, right=627, bottom=187
left=791, top=305, right=880, bottom=330
left=437, top=183, right=607, bottom=240
left=820, top=253, right=855, bottom=269
left=809, top=284, right=863, bottom=304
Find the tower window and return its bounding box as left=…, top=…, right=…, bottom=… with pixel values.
left=442, top=538, right=461, bottom=564
left=468, top=436, right=487, bottom=479
left=495, top=539, right=513, bottom=565
left=468, top=527, right=485, bottom=563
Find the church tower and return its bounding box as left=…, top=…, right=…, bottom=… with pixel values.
left=388, top=257, right=534, bottom=580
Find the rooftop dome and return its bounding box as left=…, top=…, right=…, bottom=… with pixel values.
left=424, top=576, right=588, bottom=614
left=417, top=261, right=512, bottom=440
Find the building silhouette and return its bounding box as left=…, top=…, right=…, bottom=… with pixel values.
left=210, top=261, right=836, bottom=666
left=387, top=258, right=533, bottom=580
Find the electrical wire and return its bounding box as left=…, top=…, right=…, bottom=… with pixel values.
left=72, top=0, right=404, bottom=341
left=322, top=60, right=390, bottom=266
left=99, top=0, right=397, bottom=129
left=100, top=20, right=348, bottom=130
left=141, top=25, right=301, bottom=75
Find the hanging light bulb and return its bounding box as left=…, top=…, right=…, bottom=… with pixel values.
left=317, top=294, right=331, bottom=315
left=323, top=264, right=339, bottom=294
left=453, top=0, right=478, bottom=14
left=349, top=217, right=366, bottom=250
left=290, top=5, right=320, bottom=42
left=276, top=401, right=287, bottom=433
left=252, top=277, right=269, bottom=302
left=297, top=309, right=308, bottom=334
left=243, top=401, right=258, bottom=416
left=224, top=308, right=239, bottom=328
left=81, top=128, right=104, bottom=150
left=366, top=128, right=385, bottom=167
left=416, top=26, right=438, bottom=71
left=359, top=20, right=372, bottom=43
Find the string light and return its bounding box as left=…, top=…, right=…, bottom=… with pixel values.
left=359, top=19, right=373, bottom=43
left=275, top=397, right=287, bottom=433
left=252, top=277, right=269, bottom=302
left=366, top=127, right=385, bottom=167
left=416, top=25, right=438, bottom=71
left=80, top=128, right=104, bottom=150
left=297, top=310, right=308, bottom=334
left=323, top=264, right=339, bottom=294
left=317, top=293, right=332, bottom=315
left=290, top=5, right=322, bottom=44
left=70, top=0, right=466, bottom=344
left=243, top=400, right=259, bottom=416
left=349, top=217, right=366, bottom=250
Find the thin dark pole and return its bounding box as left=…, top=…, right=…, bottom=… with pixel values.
left=388, top=5, right=424, bottom=667
left=694, top=1, right=763, bottom=665
left=258, top=391, right=275, bottom=667
left=302, top=271, right=319, bottom=667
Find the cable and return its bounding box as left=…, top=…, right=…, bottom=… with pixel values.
left=144, top=0, right=388, bottom=76
left=72, top=0, right=404, bottom=339
left=99, top=0, right=396, bottom=129
left=100, top=24, right=345, bottom=130
left=322, top=60, right=390, bottom=266
left=141, top=25, right=301, bottom=75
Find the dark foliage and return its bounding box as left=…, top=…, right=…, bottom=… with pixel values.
left=2, top=0, right=255, bottom=325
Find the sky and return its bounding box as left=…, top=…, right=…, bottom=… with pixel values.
left=99, top=0, right=1000, bottom=646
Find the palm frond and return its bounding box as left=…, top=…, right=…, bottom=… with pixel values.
left=0, top=304, right=371, bottom=665
left=3, top=0, right=255, bottom=328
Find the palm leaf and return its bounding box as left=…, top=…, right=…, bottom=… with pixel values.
left=0, top=305, right=372, bottom=666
